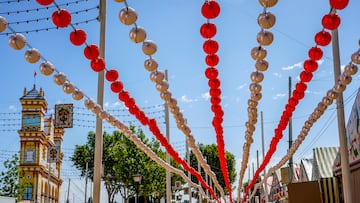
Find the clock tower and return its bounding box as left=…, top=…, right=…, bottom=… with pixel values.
left=18, top=85, right=64, bottom=203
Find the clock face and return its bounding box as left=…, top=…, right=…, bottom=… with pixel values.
left=23, top=115, right=40, bottom=127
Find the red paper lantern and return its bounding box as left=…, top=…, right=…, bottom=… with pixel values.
left=201, top=0, right=220, bottom=19
left=205, top=54, right=219, bottom=66
left=90, top=57, right=106, bottom=72
left=209, top=88, right=221, bottom=97
left=329, top=0, right=349, bottom=10
left=288, top=97, right=299, bottom=107
left=215, top=108, right=224, bottom=117
left=118, top=91, right=130, bottom=102
left=200, top=23, right=217, bottom=38
left=110, top=81, right=123, bottom=93
left=211, top=104, right=221, bottom=113
left=208, top=78, right=220, bottom=88
left=308, top=46, right=323, bottom=61
left=315, top=30, right=332, bottom=46
left=70, top=29, right=86, bottom=46
left=295, top=82, right=307, bottom=92
left=205, top=67, right=218, bottom=79
left=105, top=69, right=119, bottom=82
left=211, top=96, right=221, bottom=105
left=125, top=98, right=135, bottom=108
left=293, top=89, right=305, bottom=100
left=36, top=0, right=54, bottom=6
left=304, top=59, right=318, bottom=72
left=212, top=117, right=223, bottom=126
left=128, top=105, right=139, bottom=115
left=84, top=44, right=100, bottom=60
left=322, top=13, right=341, bottom=30
left=299, top=71, right=313, bottom=82
left=203, top=39, right=219, bottom=54
left=52, top=9, right=71, bottom=28
left=285, top=104, right=295, bottom=113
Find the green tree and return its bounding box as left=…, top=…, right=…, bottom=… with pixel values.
left=71, top=131, right=122, bottom=203
left=189, top=144, right=236, bottom=195
left=0, top=153, right=30, bottom=200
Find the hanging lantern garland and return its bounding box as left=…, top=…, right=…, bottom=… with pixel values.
left=0, top=17, right=216, bottom=203
left=248, top=44, right=359, bottom=201
left=242, top=1, right=350, bottom=202
left=32, top=1, right=220, bottom=201
left=237, top=0, right=278, bottom=199
left=116, top=1, right=227, bottom=201
left=200, top=1, right=233, bottom=202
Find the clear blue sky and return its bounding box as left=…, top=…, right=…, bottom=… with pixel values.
left=0, top=0, right=359, bottom=200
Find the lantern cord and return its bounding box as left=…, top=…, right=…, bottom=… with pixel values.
left=0, top=0, right=90, bottom=14
left=0, top=18, right=98, bottom=36
left=6, top=6, right=98, bottom=25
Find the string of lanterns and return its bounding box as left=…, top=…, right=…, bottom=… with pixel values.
left=237, top=0, right=277, bottom=199
left=115, top=0, right=228, bottom=201
left=242, top=0, right=351, bottom=201
left=247, top=44, right=360, bottom=202
left=200, top=0, right=233, bottom=201
left=33, top=0, right=221, bottom=201
left=0, top=14, right=216, bottom=203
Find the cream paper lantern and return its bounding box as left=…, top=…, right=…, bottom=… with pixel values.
left=256, top=30, right=274, bottom=46
left=317, top=102, right=327, bottom=112
left=167, top=98, right=177, bottom=108
left=160, top=91, right=172, bottom=101
left=322, top=96, right=333, bottom=106
left=248, top=117, right=257, bottom=125
left=9, top=33, right=26, bottom=50
left=84, top=98, right=96, bottom=109
left=344, top=63, right=358, bottom=75
left=351, top=52, right=360, bottom=64
left=250, top=46, right=267, bottom=60
left=326, top=90, right=337, bottom=100
left=106, top=115, right=116, bottom=124
left=259, top=0, right=278, bottom=8
left=339, top=74, right=352, bottom=85
left=39, top=61, right=55, bottom=76
left=247, top=107, right=257, bottom=115
left=25, top=48, right=41, bottom=64
left=119, top=7, right=137, bottom=25
left=333, top=83, right=346, bottom=93
left=144, top=58, right=158, bottom=72
left=150, top=71, right=165, bottom=83
left=114, top=0, right=125, bottom=2
left=156, top=81, right=169, bottom=92
left=91, top=104, right=102, bottom=114
left=249, top=83, right=262, bottom=93
left=129, top=26, right=146, bottom=43
left=248, top=99, right=258, bottom=108
left=72, top=89, right=84, bottom=100
left=62, top=81, right=75, bottom=94
left=170, top=106, right=180, bottom=114
left=251, top=92, right=262, bottom=101
left=255, top=59, right=269, bottom=72
left=250, top=71, right=264, bottom=83
left=257, top=12, right=276, bottom=29
left=142, top=40, right=157, bottom=55
left=0, top=16, right=8, bottom=33
left=98, top=110, right=109, bottom=120
left=53, top=72, right=67, bottom=85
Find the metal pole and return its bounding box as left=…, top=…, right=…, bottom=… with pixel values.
left=66, top=179, right=70, bottom=203
left=165, top=70, right=171, bottom=203
left=288, top=77, right=293, bottom=183
left=331, top=29, right=353, bottom=203
left=93, top=0, right=106, bottom=202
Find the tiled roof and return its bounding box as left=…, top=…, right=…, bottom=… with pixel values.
left=312, top=147, right=339, bottom=180
left=20, top=85, right=45, bottom=100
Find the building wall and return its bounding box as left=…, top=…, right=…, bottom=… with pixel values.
left=351, top=166, right=360, bottom=203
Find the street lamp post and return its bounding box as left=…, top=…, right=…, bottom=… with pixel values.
left=133, top=174, right=142, bottom=203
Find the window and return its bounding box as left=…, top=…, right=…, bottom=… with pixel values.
left=23, top=187, right=32, bottom=200
left=24, top=150, right=35, bottom=163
